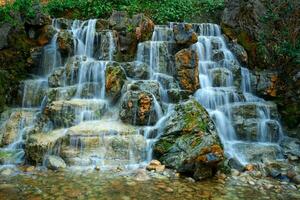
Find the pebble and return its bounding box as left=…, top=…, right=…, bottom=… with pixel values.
left=248, top=181, right=255, bottom=186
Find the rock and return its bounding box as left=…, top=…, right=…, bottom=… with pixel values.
left=109, top=11, right=154, bottom=61
left=57, top=30, right=74, bottom=56
left=54, top=18, right=73, bottom=29
left=245, top=164, right=255, bottom=172
left=121, top=62, right=149, bottom=79
left=153, top=99, right=224, bottom=180
left=119, top=90, right=160, bottom=126
left=231, top=169, right=240, bottom=176
left=126, top=80, right=161, bottom=101
left=133, top=169, right=150, bottom=181
left=44, top=99, right=107, bottom=128
left=37, top=25, right=56, bottom=46
left=0, top=109, right=36, bottom=146
left=105, top=62, right=127, bottom=102
left=175, top=49, right=200, bottom=93
left=146, top=160, right=165, bottom=172
left=25, top=129, right=67, bottom=164
left=25, top=4, right=51, bottom=26
left=0, top=168, right=15, bottom=176
left=0, top=23, right=12, bottom=49
left=166, top=89, right=190, bottom=103
left=173, top=23, right=197, bottom=46
left=253, top=70, right=279, bottom=98
left=292, top=175, right=300, bottom=184
left=44, top=155, right=67, bottom=170
left=96, top=19, right=109, bottom=32
left=228, top=157, right=244, bottom=172
left=228, top=41, right=248, bottom=65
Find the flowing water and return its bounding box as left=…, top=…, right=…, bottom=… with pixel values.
left=0, top=19, right=286, bottom=171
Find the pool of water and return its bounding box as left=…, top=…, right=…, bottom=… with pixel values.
left=0, top=168, right=299, bottom=200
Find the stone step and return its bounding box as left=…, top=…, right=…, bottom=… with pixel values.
left=47, top=83, right=102, bottom=101
left=229, top=142, right=283, bottom=163
left=195, top=86, right=245, bottom=110
left=45, top=99, right=108, bottom=128
left=20, top=79, right=48, bottom=108
left=208, top=67, right=233, bottom=87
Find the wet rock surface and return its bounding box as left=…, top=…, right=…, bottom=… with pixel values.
left=175, top=49, right=200, bottom=93
left=119, top=90, right=159, bottom=126
left=173, top=23, right=198, bottom=46
left=154, top=99, right=224, bottom=180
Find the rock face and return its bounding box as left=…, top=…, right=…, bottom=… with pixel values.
left=119, top=90, right=159, bottom=126
left=221, top=0, right=300, bottom=132
left=175, top=49, right=200, bottom=93
left=0, top=23, right=12, bottom=50
left=109, top=11, right=154, bottom=61
left=105, top=63, right=127, bottom=102
left=57, top=30, right=74, bottom=57
left=153, top=99, right=224, bottom=180
left=173, top=23, right=198, bottom=46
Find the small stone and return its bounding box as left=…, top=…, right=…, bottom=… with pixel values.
left=245, top=164, right=255, bottom=171
left=288, top=155, right=298, bottom=161
left=150, top=160, right=161, bottom=166
left=24, top=166, right=35, bottom=172
left=248, top=180, right=255, bottom=185
left=186, top=177, right=195, bottom=183
left=95, top=166, right=101, bottom=171
left=231, top=169, right=240, bottom=176
left=165, top=187, right=174, bottom=193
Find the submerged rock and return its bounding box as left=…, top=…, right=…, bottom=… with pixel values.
left=119, top=90, right=159, bottom=126
left=44, top=155, right=67, bottom=170
left=175, top=49, right=200, bottom=93
left=153, top=99, right=224, bottom=180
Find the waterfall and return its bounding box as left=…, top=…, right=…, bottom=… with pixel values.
left=188, top=23, right=284, bottom=164
left=0, top=19, right=286, bottom=170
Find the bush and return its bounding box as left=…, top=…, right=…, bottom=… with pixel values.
left=43, top=0, right=224, bottom=24
left=0, top=0, right=37, bottom=26
left=258, top=0, right=300, bottom=67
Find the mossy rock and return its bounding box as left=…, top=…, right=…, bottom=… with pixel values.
left=153, top=99, right=224, bottom=180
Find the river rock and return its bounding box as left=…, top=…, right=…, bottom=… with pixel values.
left=119, top=90, right=159, bottom=126
left=175, top=49, right=200, bottom=93
left=44, top=155, right=67, bottom=170
left=105, top=62, right=127, bottom=102
left=146, top=160, right=165, bottom=172
left=153, top=99, right=224, bottom=180
left=173, top=23, right=198, bottom=46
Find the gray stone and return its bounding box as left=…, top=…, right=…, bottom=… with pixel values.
left=45, top=155, right=67, bottom=170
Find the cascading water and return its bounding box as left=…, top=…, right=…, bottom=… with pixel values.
left=0, top=18, right=286, bottom=171
left=188, top=23, right=284, bottom=165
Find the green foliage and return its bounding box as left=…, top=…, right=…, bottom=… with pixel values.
left=0, top=0, right=37, bottom=26
left=43, top=0, right=224, bottom=24
left=258, top=0, right=300, bottom=67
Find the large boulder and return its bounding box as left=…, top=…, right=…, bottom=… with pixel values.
left=105, top=62, right=127, bottom=102
left=175, top=49, right=200, bottom=93
left=153, top=99, right=224, bottom=180
left=119, top=90, right=160, bottom=126
left=173, top=23, right=198, bottom=46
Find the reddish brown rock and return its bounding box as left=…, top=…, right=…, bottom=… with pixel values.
left=175, top=49, right=200, bottom=93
